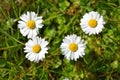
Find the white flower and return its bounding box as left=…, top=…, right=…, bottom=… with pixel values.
left=60, top=34, right=86, bottom=61
left=18, top=11, right=43, bottom=38
left=63, top=77, right=69, bottom=80
left=80, top=11, right=105, bottom=35
left=24, top=37, right=49, bottom=63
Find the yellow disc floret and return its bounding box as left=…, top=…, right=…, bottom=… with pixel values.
left=88, top=19, right=97, bottom=28
left=27, top=20, right=36, bottom=29
left=69, top=43, right=78, bottom=52
left=32, top=44, right=41, bottom=53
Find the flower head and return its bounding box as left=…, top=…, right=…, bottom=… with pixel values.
left=18, top=11, right=43, bottom=38
left=80, top=11, right=105, bottom=35
left=60, top=34, right=86, bottom=61
left=24, top=37, right=49, bottom=63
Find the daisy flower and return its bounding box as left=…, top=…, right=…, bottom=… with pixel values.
left=60, top=34, right=86, bottom=61
left=18, top=11, right=43, bottom=38
left=24, top=37, right=49, bottom=63
left=80, top=11, right=105, bottom=35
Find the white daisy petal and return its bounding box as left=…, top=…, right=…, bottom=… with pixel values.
left=25, top=53, right=31, bottom=58
left=23, top=28, right=30, bottom=36
left=24, top=37, right=49, bottom=63
left=29, top=54, right=36, bottom=61
left=18, top=11, right=44, bottom=38
left=80, top=11, right=105, bottom=35
left=27, top=30, right=33, bottom=38
left=27, top=11, right=31, bottom=19
left=65, top=52, right=71, bottom=60
left=18, top=21, right=26, bottom=28
left=20, top=27, right=29, bottom=36
left=32, top=30, right=37, bottom=37
left=20, top=14, right=29, bottom=22
left=60, top=34, right=86, bottom=61
left=31, top=12, right=36, bottom=20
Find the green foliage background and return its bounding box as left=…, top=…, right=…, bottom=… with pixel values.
left=0, top=0, right=120, bottom=80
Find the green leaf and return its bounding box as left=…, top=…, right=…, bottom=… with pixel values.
left=59, top=0, right=70, bottom=11
left=0, top=58, right=7, bottom=67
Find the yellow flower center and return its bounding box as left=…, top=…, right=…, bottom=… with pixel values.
left=27, top=20, right=36, bottom=29
left=32, top=44, right=41, bottom=53
left=88, top=19, right=97, bottom=28
left=69, top=43, right=78, bottom=52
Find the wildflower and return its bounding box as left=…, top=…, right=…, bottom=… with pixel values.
left=18, top=11, right=43, bottom=38
left=24, top=37, right=49, bottom=63
left=80, top=11, right=105, bottom=35
left=63, top=77, right=69, bottom=80
left=60, top=34, right=86, bottom=61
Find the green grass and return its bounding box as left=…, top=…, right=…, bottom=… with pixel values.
left=0, top=0, right=120, bottom=80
